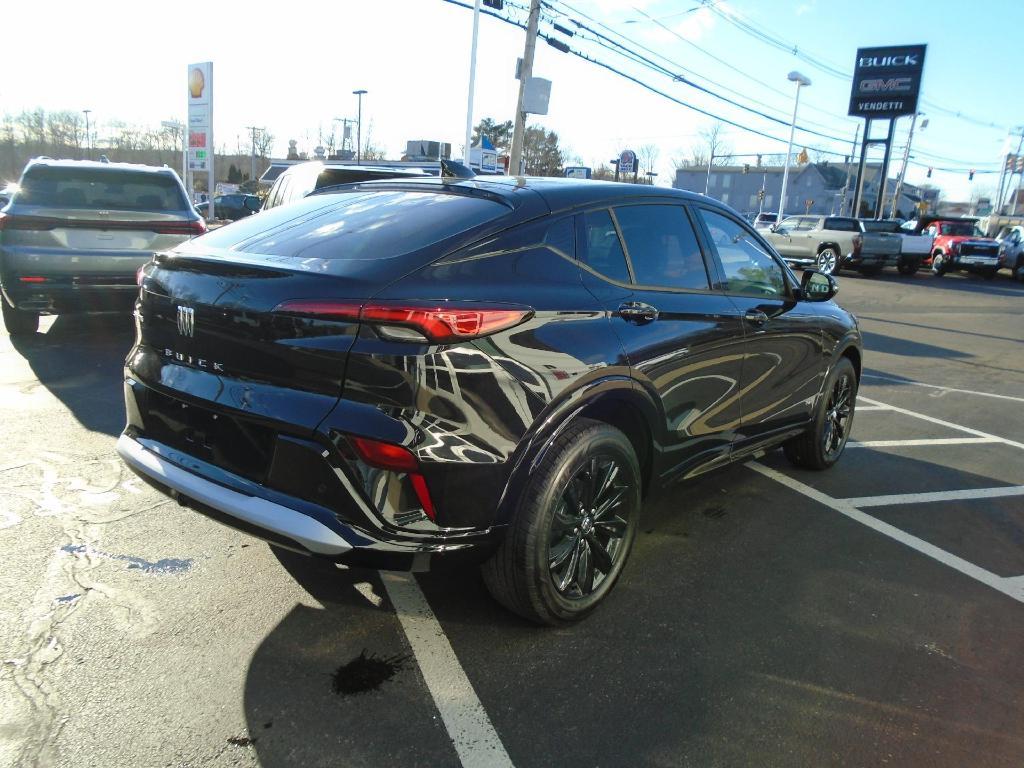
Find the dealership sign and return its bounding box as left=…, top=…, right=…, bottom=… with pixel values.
left=848, top=44, right=926, bottom=119
left=187, top=62, right=213, bottom=172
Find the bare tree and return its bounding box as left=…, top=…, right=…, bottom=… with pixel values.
left=254, top=130, right=275, bottom=159
left=637, top=144, right=660, bottom=176
left=698, top=122, right=732, bottom=166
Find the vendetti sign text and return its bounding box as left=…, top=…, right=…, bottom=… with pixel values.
left=848, top=44, right=926, bottom=119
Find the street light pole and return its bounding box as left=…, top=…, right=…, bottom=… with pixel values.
left=464, top=0, right=482, bottom=169
left=777, top=71, right=811, bottom=225
left=353, top=90, right=367, bottom=165
left=82, top=109, right=92, bottom=160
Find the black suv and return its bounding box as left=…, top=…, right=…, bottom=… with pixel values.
left=118, top=176, right=862, bottom=624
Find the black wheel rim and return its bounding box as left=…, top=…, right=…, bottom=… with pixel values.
left=548, top=455, right=631, bottom=599
left=822, top=373, right=854, bottom=457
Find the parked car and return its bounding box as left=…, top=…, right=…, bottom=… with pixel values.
left=0, top=184, right=16, bottom=209
left=0, top=158, right=204, bottom=336
left=763, top=214, right=888, bottom=275
left=195, top=193, right=261, bottom=221
left=996, top=225, right=1024, bottom=281
left=852, top=219, right=903, bottom=275
left=858, top=218, right=925, bottom=275
left=117, top=175, right=862, bottom=625
left=262, top=161, right=431, bottom=210
left=921, top=218, right=1000, bottom=278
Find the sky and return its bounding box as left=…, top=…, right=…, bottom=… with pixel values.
left=2, top=0, right=1021, bottom=202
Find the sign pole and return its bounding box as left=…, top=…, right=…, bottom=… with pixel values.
left=874, top=118, right=896, bottom=219
left=464, top=0, right=482, bottom=169
left=853, top=119, right=872, bottom=218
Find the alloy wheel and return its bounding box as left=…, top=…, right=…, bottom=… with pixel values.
left=548, top=455, right=631, bottom=599
left=817, top=248, right=838, bottom=274
left=822, top=373, right=853, bottom=457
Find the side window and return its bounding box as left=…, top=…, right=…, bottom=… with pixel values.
left=824, top=217, right=858, bottom=232
left=697, top=208, right=787, bottom=298
left=795, top=217, right=816, bottom=231
left=580, top=209, right=630, bottom=283
left=613, top=204, right=710, bottom=291
left=543, top=216, right=574, bottom=257
left=778, top=216, right=803, bottom=231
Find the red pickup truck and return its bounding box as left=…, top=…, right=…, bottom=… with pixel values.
left=923, top=219, right=1001, bottom=278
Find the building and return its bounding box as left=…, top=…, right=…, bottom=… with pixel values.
left=673, top=161, right=923, bottom=219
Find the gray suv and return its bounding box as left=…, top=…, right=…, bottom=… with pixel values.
left=0, top=158, right=203, bottom=335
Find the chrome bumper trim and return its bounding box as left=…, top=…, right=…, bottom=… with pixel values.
left=116, top=434, right=352, bottom=556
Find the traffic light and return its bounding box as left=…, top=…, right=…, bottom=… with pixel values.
left=968, top=169, right=975, bottom=181
left=482, top=0, right=504, bottom=8
left=742, top=164, right=750, bottom=174
left=927, top=167, right=933, bottom=178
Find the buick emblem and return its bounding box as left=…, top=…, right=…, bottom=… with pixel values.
left=176, top=306, right=195, bottom=337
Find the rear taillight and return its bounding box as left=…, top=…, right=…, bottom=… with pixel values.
left=349, top=436, right=436, bottom=520
left=0, top=213, right=58, bottom=231
left=18, top=276, right=49, bottom=283
left=273, top=300, right=531, bottom=343
left=151, top=220, right=207, bottom=236
left=853, top=235, right=863, bottom=255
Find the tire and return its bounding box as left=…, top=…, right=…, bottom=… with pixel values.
left=481, top=418, right=641, bottom=625
left=1, top=298, right=39, bottom=336
left=931, top=252, right=947, bottom=277
left=1016, top=258, right=1024, bottom=282
left=784, top=357, right=857, bottom=471
left=897, top=259, right=919, bottom=276
left=816, top=246, right=840, bottom=275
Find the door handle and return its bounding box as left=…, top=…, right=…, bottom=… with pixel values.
left=618, top=302, right=659, bottom=324
left=744, top=309, right=769, bottom=326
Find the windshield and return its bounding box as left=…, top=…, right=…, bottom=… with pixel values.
left=938, top=222, right=978, bottom=236
left=16, top=166, right=189, bottom=211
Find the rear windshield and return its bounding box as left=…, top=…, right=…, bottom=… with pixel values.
left=860, top=220, right=901, bottom=233
left=189, top=190, right=509, bottom=268
left=16, top=167, right=188, bottom=211
left=824, top=217, right=861, bottom=232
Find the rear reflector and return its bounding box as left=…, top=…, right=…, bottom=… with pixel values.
left=349, top=435, right=436, bottom=520
left=273, top=300, right=531, bottom=343
left=18, top=276, right=48, bottom=283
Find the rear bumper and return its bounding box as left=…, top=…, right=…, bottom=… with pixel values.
left=2, top=282, right=138, bottom=314
left=118, top=433, right=353, bottom=556
left=843, top=252, right=899, bottom=267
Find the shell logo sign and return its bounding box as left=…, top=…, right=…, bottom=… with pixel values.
left=188, top=67, right=206, bottom=99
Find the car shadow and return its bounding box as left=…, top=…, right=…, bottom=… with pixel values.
left=240, top=444, right=1024, bottom=766
left=860, top=330, right=971, bottom=360
left=8, top=313, right=135, bottom=436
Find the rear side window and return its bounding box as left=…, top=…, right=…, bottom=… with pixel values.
left=824, top=217, right=860, bottom=232
left=613, top=204, right=710, bottom=291
left=16, top=167, right=188, bottom=211
left=580, top=209, right=630, bottom=283
left=189, top=190, right=509, bottom=270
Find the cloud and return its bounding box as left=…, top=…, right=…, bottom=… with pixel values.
left=795, top=0, right=816, bottom=15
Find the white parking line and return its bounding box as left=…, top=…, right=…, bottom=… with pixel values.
left=847, top=437, right=1002, bottom=448
left=858, top=396, right=1024, bottom=451
left=748, top=462, right=1024, bottom=604
left=843, top=485, right=1024, bottom=508
left=381, top=572, right=514, bottom=768
left=853, top=405, right=891, bottom=411
left=862, top=373, right=1024, bottom=404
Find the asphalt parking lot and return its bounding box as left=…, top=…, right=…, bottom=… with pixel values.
left=1, top=268, right=1022, bottom=768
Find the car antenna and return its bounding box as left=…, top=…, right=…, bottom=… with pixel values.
left=440, top=159, right=475, bottom=180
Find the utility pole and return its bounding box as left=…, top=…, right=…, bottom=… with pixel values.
left=509, top=0, right=541, bottom=176
left=464, top=0, right=482, bottom=169
left=82, top=109, right=92, bottom=160
left=1007, top=128, right=1024, bottom=215
left=245, top=126, right=261, bottom=183
left=704, top=152, right=714, bottom=195
left=839, top=124, right=859, bottom=217
left=890, top=114, right=923, bottom=219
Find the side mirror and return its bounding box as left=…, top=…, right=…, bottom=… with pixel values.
left=244, top=197, right=261, bottom=212
left=770, top=224, right=780, bottom=233
left=800, top=269, right=837, bottom=302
